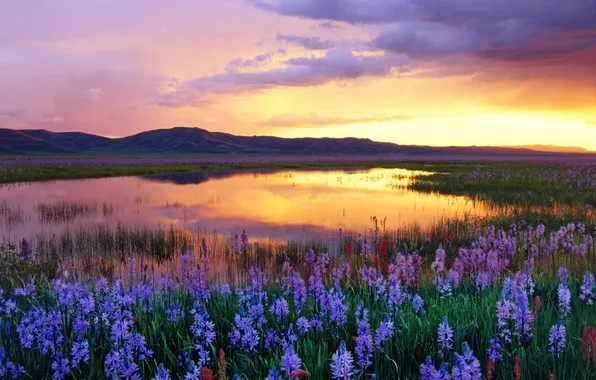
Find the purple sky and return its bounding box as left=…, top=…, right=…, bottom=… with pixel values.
left=1, top=0, right=595, bottom=148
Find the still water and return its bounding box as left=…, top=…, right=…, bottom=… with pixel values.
left=0, top=168, right=489, bottom=244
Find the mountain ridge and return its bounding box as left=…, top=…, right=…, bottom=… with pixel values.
left=0, top=127, right=592, bottom=156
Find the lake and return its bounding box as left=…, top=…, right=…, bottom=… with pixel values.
left=0, top=168, right=490, bottom=244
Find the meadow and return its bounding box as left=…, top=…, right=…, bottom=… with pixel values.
left=0, top=159, right=596, bottom=379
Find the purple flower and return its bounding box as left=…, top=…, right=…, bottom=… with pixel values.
left=488, top=335, right=502, bottom=362
left=558, top=283, right=571, bottom=317
left=167, top=302, right=185, bottom=324
left=264, top=329, right=280, bottom=349
left=580, top=271, right=595, bottom=305
left=265, top=367, right=283, bottom=380
left=330, top=341, right=354, bottom=380
left=296, top=317, right=310, bottom=337
left=281, top=345, right=302, bottom=377
left=420, top=356, right=438, bottom=380
left=437, top=316, right=454, bottom=354
left=230, top=314, right=259, bottom=353
left=549, top=322, right=566, bottom=357
left=71, top=339, right=90, bottom=367
left=190, top=306, right=216, bottom=366
left=375, top=317, right=394, bottom=351
left=496, top=298, right=513, bottom=343
left=153, top=363, right=170, bottom=380
left=558, top=263, right=569, bottom=284
left=51, top=353, right=70, bottom=380
left=355, top=303, right=374, bottom=370
left=413, top=294, right=424, bottom=314
left=513, top=289, right=534, bottom=341
left=270, top=296, right=290, bottom=322
left=451, top=342, right=481, bottom=380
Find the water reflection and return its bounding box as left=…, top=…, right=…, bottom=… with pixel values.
left=0, top=168, right=489, bottom=243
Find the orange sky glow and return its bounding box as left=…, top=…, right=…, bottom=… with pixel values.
left=1, top=0, right=595, bottom=149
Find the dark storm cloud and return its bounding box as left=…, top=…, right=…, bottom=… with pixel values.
left=254, top=0, right=596, bottom=64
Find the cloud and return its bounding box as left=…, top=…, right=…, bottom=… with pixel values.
left=225, top=49, right=287, bottom=71
left=157, top=48, right=408, bottom=107
left=586, top=120, right=596, bottom=127
left=255, top=0, right=596, bottom=65
left=276, top=33, right=335, bottom=50
left=260, top=112, right=412, bottom=127
left=318, top=21, right=343, bottom=29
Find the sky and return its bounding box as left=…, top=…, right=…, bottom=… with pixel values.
left=1, top=0, right=595, bottom=149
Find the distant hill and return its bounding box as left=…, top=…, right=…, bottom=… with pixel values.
left=0, top=127, right=592, bottom=156
left=512, top=145, right=590, bottom=154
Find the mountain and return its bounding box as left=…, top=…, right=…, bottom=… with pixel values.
left=0, top=127, right=592, bottom=156
left=512, top=145, right=590, bottom=154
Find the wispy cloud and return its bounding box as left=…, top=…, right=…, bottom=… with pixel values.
left=260, top=112, right=412, bottom=127
left=276, top=33, right=335, bottom=50
left=157, top=48, right=408, bottom=107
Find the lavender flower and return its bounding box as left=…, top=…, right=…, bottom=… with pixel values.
left=355, top=303, right=374, bottom=370
left=281, top=345, right=302, bottom=378
left=558, top=283, right=572, bottom=317
left=437, top=316, right=454, bottom=354
left=71, top=339, right=90, bottom=367
left=549, top=322, right=566, bottom=357
left=190, top=306, right=216, bottom=366
left=153, top=363, right=170, bottom=380
left=580, top=271, right=595, bottom=305
left=451, top=342, right=481, bottom=380
left=375, top=317, right=394, bottom=351
left=270, top=296, right=290, bottom=322
left=167, top=302, right=185, bottom=324
left=420, top=356, right=438, bottom=380
left=296, top=317, right=310, bottom=337
left=413, top=294, right=425, bottom=314
left=330, top=341, right=354, bottom=380
left=51, top=353, right=70, bottom=380
left=558, top=263, right=569, bottom=284
left=264, top=329, right=280, bottom=349
left=265, top=367, right=283, bottom=380
left=488, top=335, right=502, bottom=362
left=230, top=314, right=259, bottom=353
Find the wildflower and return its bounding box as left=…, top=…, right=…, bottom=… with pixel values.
left=413, top=294, right=425, bottom=314
left=437, top=316, right=454, bottom=354
left=190, top=306, right=216, bottom=366
left=281, top=345, right=302, bottom=378
left=486, top=358, right=495, bottom=380
left=355, top=303, right=374, bottom=371
left=451, top=342, right=481, bottom=380
left=167, top=301, right=185, bottom=324
left=558, top=263, right=569, bottom=284
left=270, top=296, right=290, bottom=322
left=375, top=317, right=394, bottom=351
left=265, top=367, right=283, bottom=380
left=557, top=283, right=571, bottom=317
left=514, top=355, right=521, bottom=380
left=582, top=326, right=596, bottom=366
left=51, top=353, right=70, bottom=380
left=420, top=356, right=438, bottom=380
left=330, top=341, right=354, bottom=380
left=580, top=271, right=595, bottom=305
left=549, top=322, right=566, bottom=358
left=488, top=335, right=502, bottom=362
left=264, top=329, right=280, bottom=349
left=296, top=317, right=310, bottom=337
left=153, top=364, right=171, bottom=380
left=71, top=339, right=90, bottom=367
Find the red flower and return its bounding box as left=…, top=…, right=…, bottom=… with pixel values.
left=514, top=355, right=521, bottom=380
left=200, top=367, right=214, bottom=380
left=344, top=243, right=352, bottom=257
left=582, top=326, right=596, bottom=366
left=487, top=358, right=495, bottom=380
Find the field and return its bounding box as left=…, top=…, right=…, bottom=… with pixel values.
left=1, top=157, right=596, bottom=379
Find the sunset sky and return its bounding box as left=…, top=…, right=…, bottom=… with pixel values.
left=1, top=0, right=595, bottom=149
